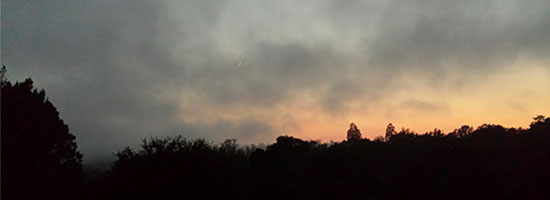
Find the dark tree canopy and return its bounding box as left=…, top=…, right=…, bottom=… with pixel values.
left=106, top=136, right=250, bottom=199
left=1, top=72, right=82, bottom=200
left=85, top=116, right=550, bottom=200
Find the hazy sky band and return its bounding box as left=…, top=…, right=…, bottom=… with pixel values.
left=2, top=0, right=549, bottom=161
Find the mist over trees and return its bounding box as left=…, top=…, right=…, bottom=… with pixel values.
left=2, top=71, right=550, bottom=199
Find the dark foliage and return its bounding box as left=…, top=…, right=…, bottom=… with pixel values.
left=106, top=137, right=251, bottom=199
left=83, top=116, right=550, bottom=200
left=1, top=70, right=83, bottom=200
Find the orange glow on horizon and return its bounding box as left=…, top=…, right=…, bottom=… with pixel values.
left=276, top=62, right=550, bottom=143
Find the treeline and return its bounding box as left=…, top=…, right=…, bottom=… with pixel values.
left=81, top=118, right=549, bottom=199
left=2, top=73, right=550, bottom=199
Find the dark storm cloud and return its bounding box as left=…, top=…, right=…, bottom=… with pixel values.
left=2, top=0, right=549, bottom=160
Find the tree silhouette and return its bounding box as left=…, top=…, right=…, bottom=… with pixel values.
left=1, top=71, right=83, bottom=200
left=385, top=122, right=396, bottom=141
left=451, top=125, right=473, bottom=137
left=347, top=122, right=362, bottom=141
left=530, top=115, right=550, bottom=136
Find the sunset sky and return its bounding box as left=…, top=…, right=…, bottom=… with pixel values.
left=3, top=0, right=550, bottom=161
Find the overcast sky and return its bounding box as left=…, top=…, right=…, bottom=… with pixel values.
left=3, top=0, right=550, bottom=162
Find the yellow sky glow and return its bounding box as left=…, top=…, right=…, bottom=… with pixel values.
left=286, top=62, right=550, bottom=143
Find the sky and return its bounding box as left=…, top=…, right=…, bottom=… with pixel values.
left=2, top=0, right=550, bottom=162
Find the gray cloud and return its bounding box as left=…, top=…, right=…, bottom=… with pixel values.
left=2, top=0, right=549, bottom=161
left=399, top=98, right=450, bottom=114
left=367, top=1, right=550, bottom=73
left=180, top=118, right=275, bottom=141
